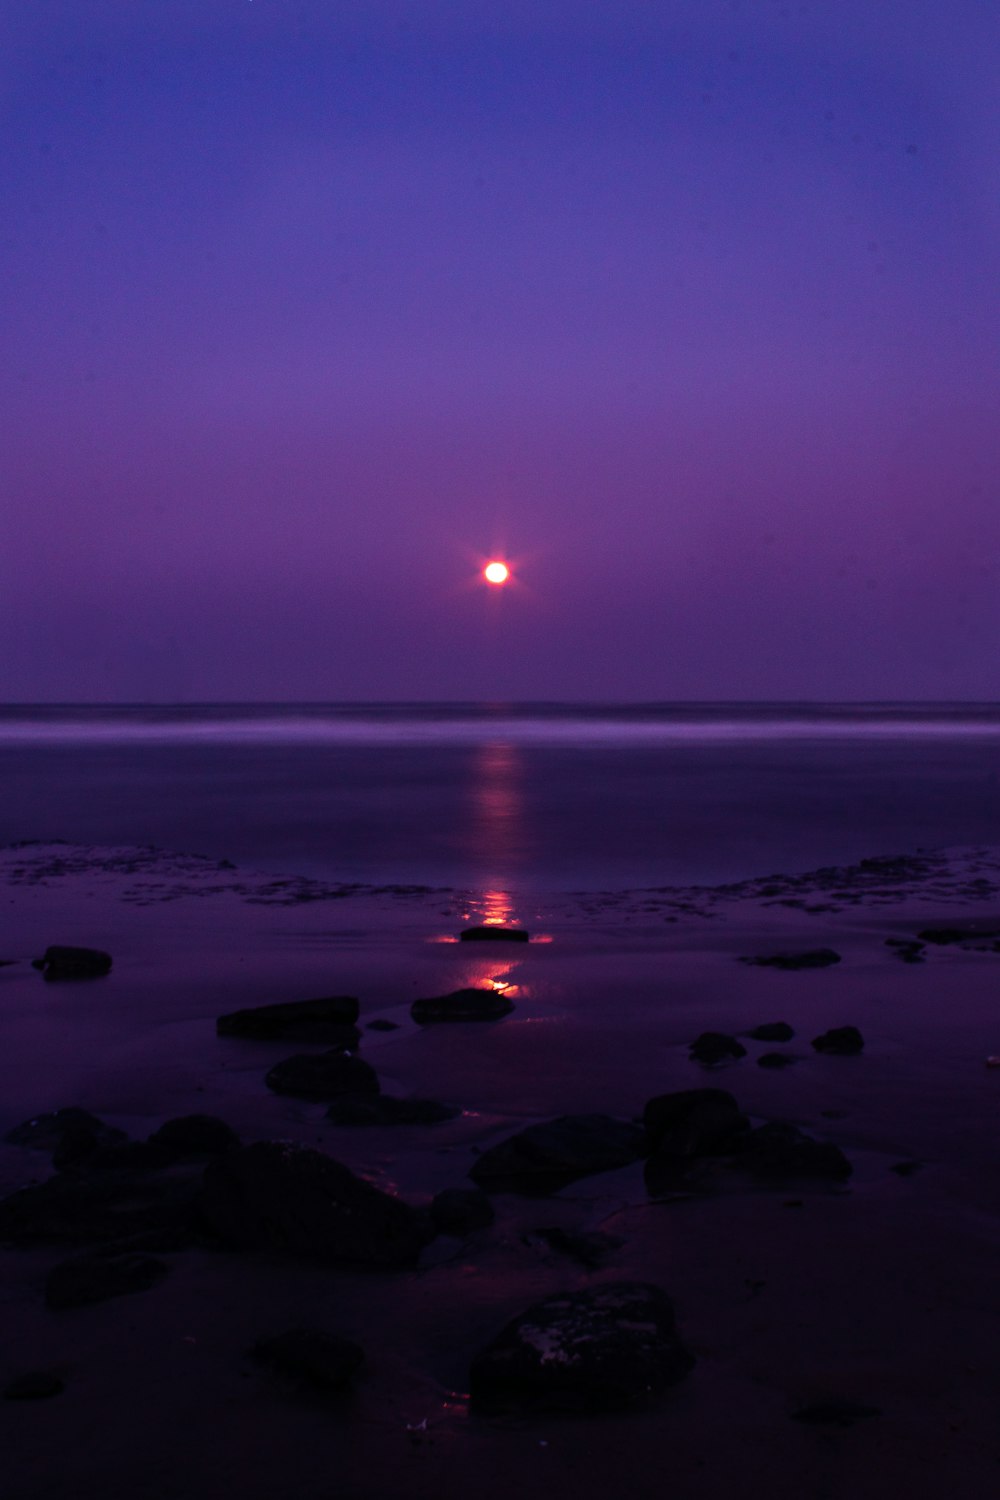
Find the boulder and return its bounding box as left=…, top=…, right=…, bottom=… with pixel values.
left=733, top=1122, right=852, bottom=1181
left=3, top=1372, right=65, bottom=1400
left=199, top=1141, right=429, bottom=1266
left=916, top=922, right=1000, bottom=946
left=5, top=1108, right=126, bottom=1155
left=253, top=1328, right=364, bottom=1391
left=148, top=1115, right=241, bottom=1156
left=411, top=988, right=514, bottom=1024
left=325, top=1095, right=458, bottom=1126
left=470, top=1115, right=647, bottom=1193
left=757, top=1052, right=797, bottom=1069
left=32, top=946, right=112, bottom=980
left=811, top=1026, right=864, bottom=1055
left=885, top=939, right=925, bottom=964
left=748, top=1021, right=795, bottom=1042
left=689, top=1032, right=747, bottom=1066
left=531, top=1226, right=622, bottom=1268
left=740, top=949, right=841, bottom=970
left=429, top=1188, right=495, bottom=1235
left=45, top=1251, right=168, bottom=1309
left=643, top=1089, right=748, bottom=1156
left=469, top=1282, right=695, bottom=1414
left=459, top=926, right=529, bottom=943
left=216, top=996, right=360, bottom=1045
left=265, top=1052, right=379, bottom=1101
left=0, top=1167, right=202, bottom=1248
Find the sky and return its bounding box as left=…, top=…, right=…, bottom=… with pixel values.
left=2, top=0, right=998, bottom=701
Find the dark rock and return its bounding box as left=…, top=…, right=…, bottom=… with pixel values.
left=643, top=1089, right=749, bottom=1156
left=470, top=1115, right=647, bottom=1193
left=811, top=1025, right=864, bottom=1055
left=216, top=996, right=360, bottom=1044
left=740, top=949, right=841, bottom=970
left=890, top=1159, right=923, bottom=1176
left=748, top=1021, right=795, bottom=1042
left=791, top=1400, right=881, bottom=1426
left=45, top=1251, right=168, bottom=1309
left=148, top=1115, right=241, bottom=1156
left=885, top=938, right=925, bottom=963
left=734, top=1122, right=852, bottom=1181
left=254, top=1328, right=364, bottom=1391
left=325, top=1095, right=458, bottom=1126
left=531, top=1226, right=622, bottom=1268
left=5, top=1108, right=126, bottom=1154
left=4, top=1371, right=65, bottom=1400
left=365, top=1019, right=399, bottom=1031
left=429, top=1188, right=495, bottom=1235
left=199, top=1141, right=429, bottom=1266
left=757, top=1052, right=797, bottom=1069
left=32, top=945, right=112, bottom=980
left=265, top=1052, right=379, bottom=1101
left=469, top=1282, right=695, bottom=1414
left=411, top=988, right=514, bottom=1024
left=917, top=921, right=1000, bottom=946
left=459, top=926, right=529, bottom=943
left=689, top=1031, right=747, bottom=1066
left=79, top=1141, right=177, bottom=1172
left=0, top=1167, right=202, bottom=1248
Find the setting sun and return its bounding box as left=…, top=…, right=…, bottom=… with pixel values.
left=484, top=561, right=510, bottom=585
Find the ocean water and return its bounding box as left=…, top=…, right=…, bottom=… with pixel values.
left=2, top=702, right=1000, bottom=893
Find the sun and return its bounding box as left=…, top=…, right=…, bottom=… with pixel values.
left=484, top=561, right=510, bottom=585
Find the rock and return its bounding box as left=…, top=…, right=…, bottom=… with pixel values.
left=77, top=1141, right=177, bottom=1172
left=917, top=922, right=1000, bottom=945
left=5, top=1108, right=126, bottom=1155
left=748, top=1021, right=795, bottom=1042
left=411, top=988, right=514, bottom=1024
left=469, top=1282, right=695, bottom=1414
left=470, top=1115, right=647, bottom=1193
left=643, top=1089, right=748, bottom=1156
left=147, top=1115, right=241, bottom=1156
left=429, top=1188, right=495, bottom=1235
left=4, top=1371, right=64, bottom=1400
left=217, top=996, right=360, bottom=1047
left=740, top=949, right=841, bottom=970
left=199, top=1141, right=429, bottom=1266
left=734, top=1122, right=852, bottom=1181
left=791, top=1400, right=881, bottom=1426
left=459, top=926, right=529, bottom=943
left=531, top=1226, right=622, bottom=1269
left=32, top=945, right=112, bottom=980
left=885, top=938, right=925, bottom=963
left=325, top=1095, right=458, bottom=1126
left=757, top=1052, right=797, bottom=1069
left=0, top=1167, right=202, bottom=1248
left=689, top=1032, right=747, bottom=1066
left=45, top=1251, right=168, bottom=1309
left=265, top=1052, right=379, bottom=1101
left=365, top=1019, right=399, bottom=1031
left=254, top=1328, right=364, bottom=1391
left=811, top=1025, right=864, bottom=1055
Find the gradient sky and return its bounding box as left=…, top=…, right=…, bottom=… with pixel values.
left=2, top=0, right=998, bottom=700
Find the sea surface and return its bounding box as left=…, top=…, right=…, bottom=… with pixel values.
left=2, top=702, right=1000, bottom=894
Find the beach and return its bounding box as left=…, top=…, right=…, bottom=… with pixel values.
left=3, top=826, right=1000, bottom=1499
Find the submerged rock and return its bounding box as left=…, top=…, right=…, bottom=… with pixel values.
left=811, top=1025, right=864, bottom=1055
left=733, top=1122, right=852, bottom=1181
left=265, top=1052, right=379, bottom=1101
left=5, top=1108, right=126, bottom=1155
left=429, top=1187, right=495, bottom=1235
left=917, top=921, right=1000, bottom=946
left=459, top=926, right=529, bottom=943
left=791, top=1400, right=881, bottom=1426
left=411, top=988, right=514, bottom=1024
left=0, top=1167, right=202, bottom=1248
left=469, top=1282, right=695, bottom=1414
left=740, top=949, right=841, bottom=970
left=147, top=1115, right=241, bottom=1156
left=643, top=1089, right=749, bottom=1156
left=32, top=946, right=112, bottom=980
left=199, top=1141, right=429, bottom=1266
left=45, top=1251, right=168, bottom=1309
left=217, top=996, right=360, bottom=1047
left=689, top=1032, right=747, bottom=1066
left=470, top=1115, right=647, bottom=1192
left=885, top=938, right=926, bottom=963
left=253, top=1328, right=364, bottom=1391
left=757, top=1052, right=797, bottom=1069
left=531, top=1226, right=622, bottom=1269
left=748, top=1021, right=795, bottom=1042
left=3, top=1372, right=65, bottom=1401
left=325, top=1095, right=458, bottom=1126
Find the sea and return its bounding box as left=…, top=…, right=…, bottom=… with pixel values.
left=2, top=702, right=1000, bottom=895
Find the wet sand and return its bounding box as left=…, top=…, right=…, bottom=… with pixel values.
left=3, top=843, right=1000, bottom=1499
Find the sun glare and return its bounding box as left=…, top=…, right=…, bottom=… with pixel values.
left=484, top=561, right=510, bottom=585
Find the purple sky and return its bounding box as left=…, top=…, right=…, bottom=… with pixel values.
left=2, top=0, right=998, bottom=701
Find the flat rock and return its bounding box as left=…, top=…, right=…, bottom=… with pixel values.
left=200, top=1141, right=429, bottom=1266
left=469, top=1282, right=695, bottom=1414
left=885, top=938, right=925, bottom=963
left=4, top=1371, right=65, bottom=1400
left=643, top=1089, right=749, bottom=1156
left=470, top=1114, right=647, bottom=1193
left=916, top=921, right=1000, bottom=946
left=148, top=1115, right=241, bottom=1156
left=217, top=996, right=360, bottom=1046
left=265, top=1052, right=379, bottom=1101
left=45, top=1251, right=168, bottom=1309
left=733, top=1122, right=852, bottom=1181
left=32, top=945, right=112, bottom=980
left=411, top=988, right=514, bottom=1024
left=325, top=1095, right=458, bottom=1126
left=5, top=1108, right=126, bottom=1154
left=747, top=1021, right=795, bottom=1042
left=459, top=926, right=529, bottom=943
left=531, top=1226, right=622, bottom=1269
left=812, top=1025, right=864, bottom=1055
left=429, top=1188, right=495, bottom=1235
left=0, top=1167, right=203, bottom=1248
left=689, top=1031, right=747, bottom=1066
left=740, top=949, right=841, bottom=970
left=757, top=1052, right=797, bottom=1069
left=254, top=1327, right=364, bottom=1390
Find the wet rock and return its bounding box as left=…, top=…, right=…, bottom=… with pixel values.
left=470, top=1115, right=647, bottom=1193
left=643, top=1089, right=748, bottom=1156
left=689, top=1032, right=747, bottom=1066
left=253, top=1327, right=364, bottom=1391
left=811, top=1025, right=864, bottom=1055
left=917, top=921, right=1000, bottom=946
left=200, top=1141, right=429, bottom=1266
left=0, top=1167, right=202, bottom=1248
left=469, top=1282, right=695, bottom=1414
left=265, top=1052, right=379, bottom=1101
left=885, top=938, right=925, bottom=963
left=531, top=1226, right=622, bottom=1269
left=748, top=1021, right=795, bottom=1042
left=325, top=1095, right=458, bottom=1126
left=791, top=1400, right=881, bottom=1426
left=734, top=1122, right=852, bottom=1181
left=5, top=1108, right=126, bottom=1155
left=32, top=945, right=112, bottom=980
left=148, top=1115, right=241, bottom=1156
left=757, top=1052, right=797, bottom=1069
left=45, top=1251, right=168, bottom=1309
left=429, top=1187, right=495, bottom=1235
left=78, top=1141, right=177, bottom=1172
left=217, top=996, right=360, bottom=1047
left=365, top=1019, right=399, bottom=1031
left=740, top=949, right=841, bottom=970
left=459, top=926, right=529, bottom=943
left=4, top=1371, right=64, bottom=1400
left=411, top=988, right=514, bottom=1024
